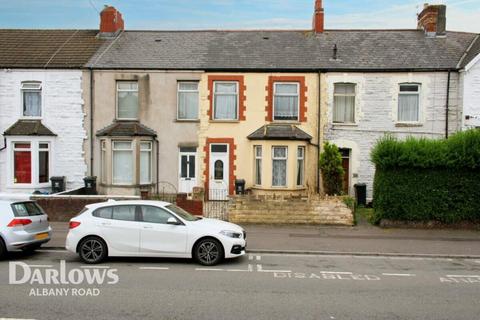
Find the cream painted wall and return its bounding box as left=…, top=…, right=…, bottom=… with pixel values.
left=198, top=73, right=320, bottom=195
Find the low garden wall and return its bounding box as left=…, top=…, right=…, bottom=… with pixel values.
left=229, top=195, right=354, bottom=225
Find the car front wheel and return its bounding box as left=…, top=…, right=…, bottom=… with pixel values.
left=78, top=237, right=107, bottom=264
left=194, top=238, right=224, bottom=266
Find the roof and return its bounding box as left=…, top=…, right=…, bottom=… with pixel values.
left=96, top=121, right=157, bottom=137
left=87, top=29, right=477, bottom=71
left=3, top=120, right=57, bottom=136
left=460, top=35, right=480, bottom=68
left=0, top=29, right=105, bottom=69
left=247, top=125, right=312, bottom=141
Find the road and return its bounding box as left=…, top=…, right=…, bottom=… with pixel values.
left=0, top=250, right=479, bottom=320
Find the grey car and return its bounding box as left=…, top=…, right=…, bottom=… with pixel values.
left=0, top=200, right=51, bottom=258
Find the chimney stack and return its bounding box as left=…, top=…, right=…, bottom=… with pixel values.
left=417, top=3, right=446, bottom=37
left=99, top=6, right=124, bottom=38
left=313, top=0, right=324, bottom=33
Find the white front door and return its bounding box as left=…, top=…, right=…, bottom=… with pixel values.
left=209, top=144, right=229, bottom=200
left=179, top=148, right=197, bottom=193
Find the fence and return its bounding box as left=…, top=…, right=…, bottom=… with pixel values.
left=203, top=189, right=230, bottom=221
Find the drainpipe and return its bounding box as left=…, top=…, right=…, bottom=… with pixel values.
left=89, top=68, right=94, bottom=175
left=317, top=71, right=322, bottom=194
left=445, top=70, right=451, bottom=139
left=156, top=138, right=159, bottom=194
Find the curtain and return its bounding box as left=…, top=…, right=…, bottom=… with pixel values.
left=178, top=91, right=198, bottom=119
left=297, top=159, right=304, bottom=186
left=255, top=158, right=262, bottom=185
left=272, top=160, right=287, bottom=186
left=398, top=94, right=419, bottom=122
left=140, top=150, right=151, bottom=184
left=274, top=96, right=298, bottom=120
left=118, top=91, right=139, bottom=119
left=333, top=96, right=355, bottom=123
left=113, top=149, right=133, bottom=184
left=214, top=95, right=237, bottom=119
left=23, top=91, right=41, bottom=116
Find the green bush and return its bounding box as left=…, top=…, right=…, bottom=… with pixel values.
left=319, top=142, right=344, bottom=195
left=372, top=130, right=480, bottom=224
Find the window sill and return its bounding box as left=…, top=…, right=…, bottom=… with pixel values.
left=7, top=183, right=50, bottom=189
left=175, top=119, right=200, bottom=123
left=271, top=120, right=301, bottom=124
left=209, top=120, right=240, bottom=123
left=395, top=122, right=423, bottom=127
left=332, top=123, right=358, bottom=127
left=251, top=186, right=305, bottom=191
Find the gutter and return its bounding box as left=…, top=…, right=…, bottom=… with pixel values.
left=445, top=70, right=451, bottom=139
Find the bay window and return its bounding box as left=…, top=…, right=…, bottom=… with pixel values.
left=213, top=82, right=238, bottom=120
left=273, top=83, right=299, bottom=121
left=117, top=81, right=139, bottom=120
left=21, top=82, right=42, bottom=117
left=296, top=147, right=305, bottom=186
left=11, top=141, right=51, bottom=186
left=333, top=83, right=355, bottom=123
left=398, top=84, right=420, bottom=122
left=177, top=82, right=199, bottom=120
left=140, top=142, right=152, bottom=184
left=254, top=146, right=262, bottom=185
left=14, top=143, right=32, bottom=184
left=38, top=143, right=49, bottom=183
left=113, top=141, right=133, bottom=185
left=272, top=146, right=287, bottom=187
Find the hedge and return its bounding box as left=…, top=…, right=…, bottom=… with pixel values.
left=372, top=130, right=480, bottom=223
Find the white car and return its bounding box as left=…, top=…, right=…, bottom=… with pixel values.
left=66, top=200, right=246, bottom=265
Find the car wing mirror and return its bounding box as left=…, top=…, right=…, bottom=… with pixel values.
left=167, top=217, right=180, bottom=225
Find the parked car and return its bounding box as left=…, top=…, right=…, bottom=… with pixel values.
left=0, top=200, right=51, bottom=258
left=66, top=200, right=246, bottom=265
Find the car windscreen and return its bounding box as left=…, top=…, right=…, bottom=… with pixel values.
left=11, top=202, right=45, bottom=217
left=166, top=204, right=199, bottom=221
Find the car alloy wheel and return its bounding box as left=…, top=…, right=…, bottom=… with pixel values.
left=79, top=237, right=107, bottom=264
left=195, top=238, right=223, bottom=266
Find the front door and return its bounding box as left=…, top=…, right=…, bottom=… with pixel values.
left=209, top=144, right=229, bottom=200
left=339, top=148, right=350, bottom=195
left=179, top=147, right=197, bottom=193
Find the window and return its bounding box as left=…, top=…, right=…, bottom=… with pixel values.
left=272, top=146, right=287, bottom=187
left=117, top=81, right=138, bottom=119
left=14, top=143, right=32, bottom=184
left=177, top=82, right=199, bottom=120
left=296, top=147, right=305, bottom=186
left=93, top=207, right=113, bottom=219
left=112, top=205, right=136, bottom=221
left=141, top=206, right=175, bottom=224
left=214, top=160, right=224, bottom=180
left=100, top=140, right=107, bottom=183
left=38, top=143, right=49, bottom=183
left=11, top=202, right=44, bottom=217
left=333, top=83, right=355, bottom=123
left=254, top=146, right=262, bottom=185
left=140, top=142, right=152, bottom=184
left=213, top=82, right=238, bottom=120
left=273, top=83, right=299, bottom=121
left=180, top=147, right=196, bottom=179
left=398, top=84, right=420, bottom=122
left=113, top=141, right=133, bottom=185
left=21, top=82, right=42, bottom=117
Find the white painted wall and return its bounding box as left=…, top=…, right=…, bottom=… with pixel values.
left=462, top=55, right=480, bottom=128
left=324, top=72, right=461, bottom=199
left=0, top=69, right=87, bottom=194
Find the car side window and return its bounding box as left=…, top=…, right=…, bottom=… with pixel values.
left=93, top=207, right=113, bottom=219
left=112, top=205, right=136, bottom=221
left=141, top=206, right=175, bottom=224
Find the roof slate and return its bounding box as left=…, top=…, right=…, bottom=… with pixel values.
left=0, top=29, right=105, bottom=68
left=247, top=125, right=312, bottom=141
left=96, top=121, right=157, bottom=137
left=3, top=120, right=56, bottom=136
left=88, top=29, right=477, bottom=71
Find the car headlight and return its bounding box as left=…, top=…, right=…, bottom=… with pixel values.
left=220, top=230, right=242, bottom=238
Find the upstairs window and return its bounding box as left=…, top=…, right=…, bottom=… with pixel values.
left=273, top=83, right=299, bottom=121
left=117, top=81, right=138, bottom=119
left=177, top=82, right=199, bottom=120
left=21, top=82, right=42, bottom=117
left=398, top=84, right=420, bottom=122
left=213, top=82, right=238, bottom=120
left=333, top=83, right=355, bottom=123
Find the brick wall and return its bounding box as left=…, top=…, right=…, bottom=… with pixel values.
left=229, top=195, right=353, bottom=225
left=176, top=193, right=203, bottom=216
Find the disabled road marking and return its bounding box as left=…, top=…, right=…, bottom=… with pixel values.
left=440, top=275, right=480, bottom=284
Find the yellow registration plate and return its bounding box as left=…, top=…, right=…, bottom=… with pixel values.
left=35, top=233, right=49, bottom=240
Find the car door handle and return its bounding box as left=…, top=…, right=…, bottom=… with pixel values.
left=143, top=226, right=153, bottom=229
left=101, top=222, right=112, bottom=226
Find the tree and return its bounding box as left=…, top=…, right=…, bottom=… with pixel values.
left=319, top=142, right=344, bottom=195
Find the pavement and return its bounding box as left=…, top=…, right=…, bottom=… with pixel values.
left=47, top=217, right=480, bottom=258
left=1, top=251, right=480, bottom=319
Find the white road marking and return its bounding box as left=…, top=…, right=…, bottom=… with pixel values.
left=0, top=318, right=37, bottom=320
left=382, top=273, right=416, bottom=277
left=475, top=260, right=480, bottom=264
left=248, top=255, right=253, bottom=261
left=139, top=267, right=169, bottom=270
left=256, top=255, right=261, bottom=261
left=320, top=271, right=353, bottom=275
left=446, top=275, right=480, bottom=278
left=195, top=268, right=224, bottom=271
left=256, top=264, right=291, bottom=273
left=81, top=266, right=111, bottom=269
left=25, top=264, right=53, bottom=268
left=226, top=265, right=254, bottom=272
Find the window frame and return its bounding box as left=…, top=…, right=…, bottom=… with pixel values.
left=21, top=81, right=42, bottom=118
left=296, top=146, right=305, bottom=187
left=397, top=83, right=421, bottom=124
left=273, top=82, right=300, bottom=122
left=112, top=140, right=134, bottom=186
left=177, top=81, right=199, bottom=121
left=116, top=81, right=139, bottom=120
left=254, top=145, right=262, bottom=186
left=100, top=140, right=107, bottom=184
left=140, top=141, right=153, bottom=185
left=333, top=82, right=356, bottom=124
left=213, top=81, right=239, bottom=121
left=139, top=205, right=180, bottom=225
left=272, top=146, right=288, bottom=187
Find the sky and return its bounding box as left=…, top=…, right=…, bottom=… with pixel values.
left=0, top=0, right=479, bottom=32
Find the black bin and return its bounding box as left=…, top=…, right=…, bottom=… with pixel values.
left=235, top=179, right=246, bottom=195
left=354, top=183, right=367, bottom=207
left=50, top=176, right=66, bottom=193
left=83, top=176, right=97, bottom=195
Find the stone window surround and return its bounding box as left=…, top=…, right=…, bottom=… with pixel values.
left=266, top=76, right=308, bottom=123
left=207, top=75, right=246, bottom=121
